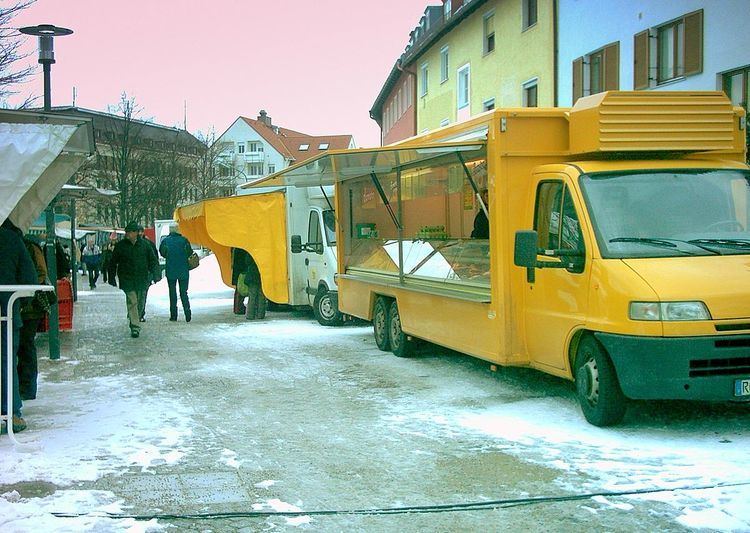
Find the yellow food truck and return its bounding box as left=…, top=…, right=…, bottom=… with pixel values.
left=248, top=91, right=750, bottom=426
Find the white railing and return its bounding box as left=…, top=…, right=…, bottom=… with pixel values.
left=1, top=284, right=54, bottom=447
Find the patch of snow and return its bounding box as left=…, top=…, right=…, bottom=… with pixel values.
left=254, top=480, right=277, bottom=489
left=0, top=374, right=193, bottom=484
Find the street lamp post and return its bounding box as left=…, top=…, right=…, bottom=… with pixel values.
left=19, top=24, right=73, bottom=361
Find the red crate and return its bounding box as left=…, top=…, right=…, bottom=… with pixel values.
left=37, top=279, right=74, bottom=332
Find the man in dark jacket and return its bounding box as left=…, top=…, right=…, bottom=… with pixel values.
left=1, top=218, right=37, bottom=433
left=108, top=221, right=158, bottom=338
left=137, top=225, right=161, bottom=322
left=471, top=189, right=490, bottom=239
left=159, top=224, right=192, bottom=322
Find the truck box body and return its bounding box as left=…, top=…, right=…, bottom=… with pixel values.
left=245, top=91, right=750, bottom=425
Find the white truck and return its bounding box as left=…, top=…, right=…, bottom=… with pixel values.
left=174, top=184, right=342, bottom=326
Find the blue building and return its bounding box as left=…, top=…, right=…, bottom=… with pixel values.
left=557, top=0, right=750, bottom=115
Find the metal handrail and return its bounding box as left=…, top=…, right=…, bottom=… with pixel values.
left=0, top=284, right=55, bottom=446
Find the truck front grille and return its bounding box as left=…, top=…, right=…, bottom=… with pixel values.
left=689, top=356, right=750, bottom=377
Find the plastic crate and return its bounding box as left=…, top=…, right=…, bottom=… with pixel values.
left=37, top=278, right=74, bottom=332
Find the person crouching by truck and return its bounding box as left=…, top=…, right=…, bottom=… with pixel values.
left=108, top=221, right=158, bottom=338
left=159, top=224, right=192, bottom=323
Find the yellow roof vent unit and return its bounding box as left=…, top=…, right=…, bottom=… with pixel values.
left=569, top=91, right=740, bottom=155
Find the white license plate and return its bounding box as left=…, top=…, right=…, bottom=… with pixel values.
left=734, top=378, right=750, bottom=397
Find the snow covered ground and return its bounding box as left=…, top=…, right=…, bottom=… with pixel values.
left=1, top=254, right=749, bottom=531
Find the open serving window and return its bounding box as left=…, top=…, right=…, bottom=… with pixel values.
left=244, top=142, right=490, bottom=295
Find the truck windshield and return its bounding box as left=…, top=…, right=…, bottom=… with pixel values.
left=323, top=210, right=336, bottom=246
left=580, top=169, right=750, bottom=258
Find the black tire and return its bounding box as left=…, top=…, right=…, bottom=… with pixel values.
left=388, top=300, right=414, bottom=358
left=313, top=289, right=343, bottom=326
left=575, top=336, right=627, bottom=427
left=255, top=289, right=267, bottom=320
left=373, top=296, right=391, bottom=351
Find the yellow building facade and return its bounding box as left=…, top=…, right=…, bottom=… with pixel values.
left=416, top=0, right=555, bottom=134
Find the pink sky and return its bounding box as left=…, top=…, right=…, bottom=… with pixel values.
left=12, top=0, right=438, bottom=147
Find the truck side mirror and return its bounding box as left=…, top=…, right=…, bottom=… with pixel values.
left=514, top=230, right=539, bottom=283
left=291, top=235, right=302, bottom=254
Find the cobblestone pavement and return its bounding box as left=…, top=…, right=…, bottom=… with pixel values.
left=3, top=273, right=745, bottom=531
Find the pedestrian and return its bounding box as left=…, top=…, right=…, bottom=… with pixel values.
left=0, top=218, right=37, bottom=434
left=55, top=240, right=71, bottom=279
left=107, top=221, right=158, bottom=338
left=471, top=188, right=490, bottom=239
left=100, top=235, right=116, bottom=283
left=159, top=224, right=192, bottom=322
left=137, top=225, right=161, bottom=322
left=231, top=247, right=251, bottom=315
left=18, top=233, right=48, bottom=402
left=81, top=236, right=102, bottom=289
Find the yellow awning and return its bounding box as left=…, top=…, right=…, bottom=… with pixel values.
left=240, top=141, right=485, bottom=189
left=174, top=192, right=289, bottom=303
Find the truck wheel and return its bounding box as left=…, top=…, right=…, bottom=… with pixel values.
left=255, top=290, right=267, bottom=320
left=575, top=336, right=626, bottom=426
left=388, top=301, right=414, bottom=358
left=373, top=296, right=391, bottom=351
left=313, top=289, right=343, bottom=326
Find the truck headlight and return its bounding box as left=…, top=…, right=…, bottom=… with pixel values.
left=629, top=301, right=711, bottom=321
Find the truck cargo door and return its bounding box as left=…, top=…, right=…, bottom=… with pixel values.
left=523, top=176, right=591, bottom=371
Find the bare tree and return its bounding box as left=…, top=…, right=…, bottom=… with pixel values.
left=0, top=1, right=37, bottom=106
left=97, top=93, right=150, bottom=226
left=192, top=129, right=235, bottom=200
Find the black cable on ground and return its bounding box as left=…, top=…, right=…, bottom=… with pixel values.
left=47, top=479, right=750, bottom=521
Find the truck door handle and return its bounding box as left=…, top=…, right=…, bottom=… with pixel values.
left=305, top=258, right=309, bottom=266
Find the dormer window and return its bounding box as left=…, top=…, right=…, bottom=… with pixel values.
left=318, top=143, right=329, bottom=150
left=299, top=144, right=309, bottom=151
left=444, top=0, right=451, bottom=20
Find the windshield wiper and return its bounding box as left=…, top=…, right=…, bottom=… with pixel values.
left=609, top=237, right=718, bottom=255
left=688, top=238, right=750, bottom=249
left=609, top=237, right=677, bottom=247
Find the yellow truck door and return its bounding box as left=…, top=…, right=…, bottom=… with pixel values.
left=522, top=174, right=592, bottom=372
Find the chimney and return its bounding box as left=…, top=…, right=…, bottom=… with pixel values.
left=258, top=109, right=272, bottom=126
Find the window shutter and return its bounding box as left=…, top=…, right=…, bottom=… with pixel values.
left=572, top=57, right=583, bottom=103
left=684, top=10, right=703, bottom=77
left=633, top=30, right=650, bottom=90
left=604, top=42, right=620, bottom=91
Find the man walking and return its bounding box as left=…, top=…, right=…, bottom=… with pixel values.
left=81, top=236, right=102, bottom=289
left=159, top=224, right=192, bottom=322
left=108, top=221, right=158, bottom=338
left=137, top=225, right=160, bottom=322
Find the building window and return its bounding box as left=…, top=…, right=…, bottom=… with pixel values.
left=248, top=163, right=263, bottom=175
left=420, top=62, right=429, bottom=97
left=523, top=0, right=537, bottom=30
left=723, top=67, right=750, bottom=110
left=572, top=42, right=620, bottom=103
left=457, top=64, right=470, bottom=110
left=483, top=12, right=495, bottom=54
left=483, top=98, right=495, bottom=111
left=440, top=46, right=449, bottom=83
left=318, top=143, right=329, bottom=150
left=237, top=143, right=245, bottom=154
left=299, top=144, right=309, bottom=151
left=523, top=79, right=538, bottom=107
left=440, top=118, right=450, bottom=127
left=268, top=164, right=276, bottom=174
left=634, top=10, right=703, bottom=89
left=657, top=19, right=685, bottom=82
left=444, top=0, right=451, bottom=20
left=249, top=141, right=263, bottom=152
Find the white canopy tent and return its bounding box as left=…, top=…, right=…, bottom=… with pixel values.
left=0, top=109, right=94, bottom=232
